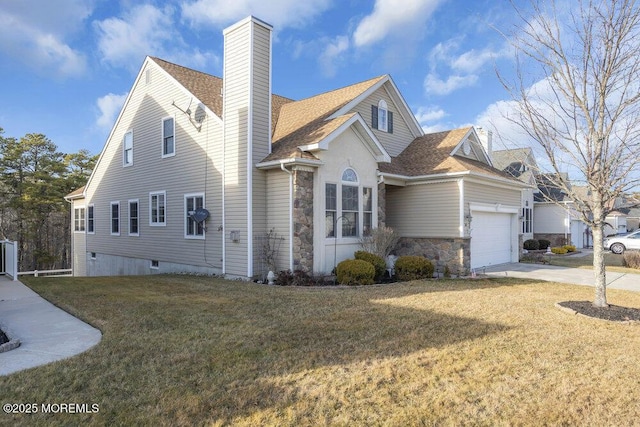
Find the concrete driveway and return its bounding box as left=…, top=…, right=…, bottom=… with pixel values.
left=484, top=262, right=640, bottom=292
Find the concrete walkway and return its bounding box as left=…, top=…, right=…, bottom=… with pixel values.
left=484, top=258, right=640, bottom=292
left=0, top=276, right=102, bottom=376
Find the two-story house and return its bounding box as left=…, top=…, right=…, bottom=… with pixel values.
left=66, top=16, right=527, bottom=279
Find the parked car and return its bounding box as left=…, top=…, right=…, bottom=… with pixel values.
left=604, top=230, right=640, bottom=254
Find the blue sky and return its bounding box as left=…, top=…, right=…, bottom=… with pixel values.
left=0, top=0, right=529, bottom=156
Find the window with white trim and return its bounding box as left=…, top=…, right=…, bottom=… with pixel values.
left=123, top=130, right=133, bottom=166
left=325, top=183, right=337, bottom=238
left=522, top=202, right=533, bottom=234
left=74, top=207, right=85, bottom=232
left=150, top=191, right=166, bottom=226
left=325, top=168, right=373, bottom=239
left=110, top=202, right=120, bottom=235
left=162, top=117, right=175, bottom=157
left=129, top=199, right=139, bottom=236
left=185, top=194, right=205, bottom=238
left=87, top=204, right=94, bottom=233
left=371, top=100, right=393, bottom=133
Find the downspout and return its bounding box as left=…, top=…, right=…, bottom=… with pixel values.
left=281, top=163, right=294, bottom=271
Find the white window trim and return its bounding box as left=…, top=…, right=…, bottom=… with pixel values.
left=74, top=206, right=86, bottom=233
left=128, top=199, right=140, bottom=237
left=110, top=201, right=120, bottom=236
left=377, top=100, right=388, bottom=132
left=184, top=193, right=206, bottom=240
left=161, top=116, right=175, bottom=158
left=149, top=191, right=167, bottom=226
left=87, top=204, right=95, bottom=234
left=123, top=130, right=133, bottom=167
left=324, top=168, right=375, bottom=241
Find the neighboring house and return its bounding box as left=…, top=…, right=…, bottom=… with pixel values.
left=65, top=16, right=527, bottom=279
left=491, top=148, right=536, bottom=242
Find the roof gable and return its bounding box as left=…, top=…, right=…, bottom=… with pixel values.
left=379, top=127, right=520, bottom=183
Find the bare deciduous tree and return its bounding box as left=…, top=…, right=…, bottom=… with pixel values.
left=500, top=0, right=640, bottom=307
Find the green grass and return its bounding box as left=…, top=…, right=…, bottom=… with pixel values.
left=3, top=275, right=640, bottom=425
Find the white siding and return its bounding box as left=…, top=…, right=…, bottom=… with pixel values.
left=314, top=128, right=381, bottom=273
left=85, top=59, right=224, bottom=275
left=386, top=181, right=460, bottom=237
left=349, top=86, right=416, bottom=157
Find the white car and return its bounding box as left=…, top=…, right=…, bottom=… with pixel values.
left=604, top=230, right=640, bottom=254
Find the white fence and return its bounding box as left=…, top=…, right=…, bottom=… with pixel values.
left=18, top=269, right=72, bottom=278
left=1, top=240, right=18, bottom=281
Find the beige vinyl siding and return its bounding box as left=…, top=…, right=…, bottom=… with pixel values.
left=71, top=199, right=87, bottom=276
left=223, top=21, right=251, bottom=276
left=266, top=170, right=291, bottom=272
left=350, top=86, right=416, bottom=157
left=85, top=60, right=223, bottom=270
left=250, top=23, right=272, bottom=273
left=534, top=203, right=569, bottom=233
left=464, top=181, right=521, bottom=215
left=385, top=181, right=460, bottom=237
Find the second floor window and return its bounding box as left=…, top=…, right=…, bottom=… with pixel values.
left=162, top=117, right=175, bottom=157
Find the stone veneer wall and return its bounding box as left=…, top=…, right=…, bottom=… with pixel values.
left=378, top=182, right=386, bottom=227
left=533, top=233, right=570, bottom=247
left=292, top=168, right=314, bottom=272
left=395, top=237, right=471, bottom=277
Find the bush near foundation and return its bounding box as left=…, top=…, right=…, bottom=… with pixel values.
left=395, top=256, right=434, bottom=281
left=562, top=245, right=577, bottom=252
left=538, top=239, right=551, bottom=250
left=336, top=259, right=375, bottom=286
left=623, top=251, right=640, bottom=269
left=354, top=251, right=386, bottom=279
left=523, top=239, right=540, bottom=250
left=550, top=247, right=568, bottom=254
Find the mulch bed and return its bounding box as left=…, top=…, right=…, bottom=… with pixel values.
left=557, top=301, right=640, bottom=322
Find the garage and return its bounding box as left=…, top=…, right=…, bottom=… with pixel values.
left=470, top=211, right=514, bottom=269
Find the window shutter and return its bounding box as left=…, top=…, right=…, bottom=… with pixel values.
left=371, top=105, right=378, bottom=129
left=388, top=111, right=393, bottom=134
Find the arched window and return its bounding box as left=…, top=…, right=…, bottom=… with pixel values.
left=377, top=100, right=388, bottom=132
left=325, top=168, right=373, bottom=238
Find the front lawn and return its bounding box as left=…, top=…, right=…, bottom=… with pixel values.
left=3, top=275, right=640, bottom=425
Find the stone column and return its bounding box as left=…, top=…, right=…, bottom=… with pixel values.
left=378, top=181, right=386, bottom=227
left=292, top=167, right=314, bottom=272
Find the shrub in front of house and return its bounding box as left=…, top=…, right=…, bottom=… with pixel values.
left=622, top=251, right=640, bottom=269
left=354, top=251, right=386, bottom=279
left=336, top=259, right=375, bottom=286
left=538, top=239, right=551, bottom=250
left=395, top=256, right=434, bottom=281
left=523, top=239, right=540, bottom=250
left=275, top=270, right=320, bottom=286
left=550, top=246, right=568, bottom=254
left=562, top=244, right=577, bottom=252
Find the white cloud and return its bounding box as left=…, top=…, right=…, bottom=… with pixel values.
left=181, top=0, right=332, bottom=30
left=0, top=0, right=91, bottom=77
left=353, top=0, right=444, bottom=47
left=95, top=4, right=219, bottom=72
left=424, top=73, right=478, bottom=96
left=415, top=106, right=447, bottom=124
left=96, top=93, right=128, bottom=130
left=319, top=36, right=350, bottom=77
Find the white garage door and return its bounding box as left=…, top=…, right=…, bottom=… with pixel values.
left=470, top=211, right=513, bottom=269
